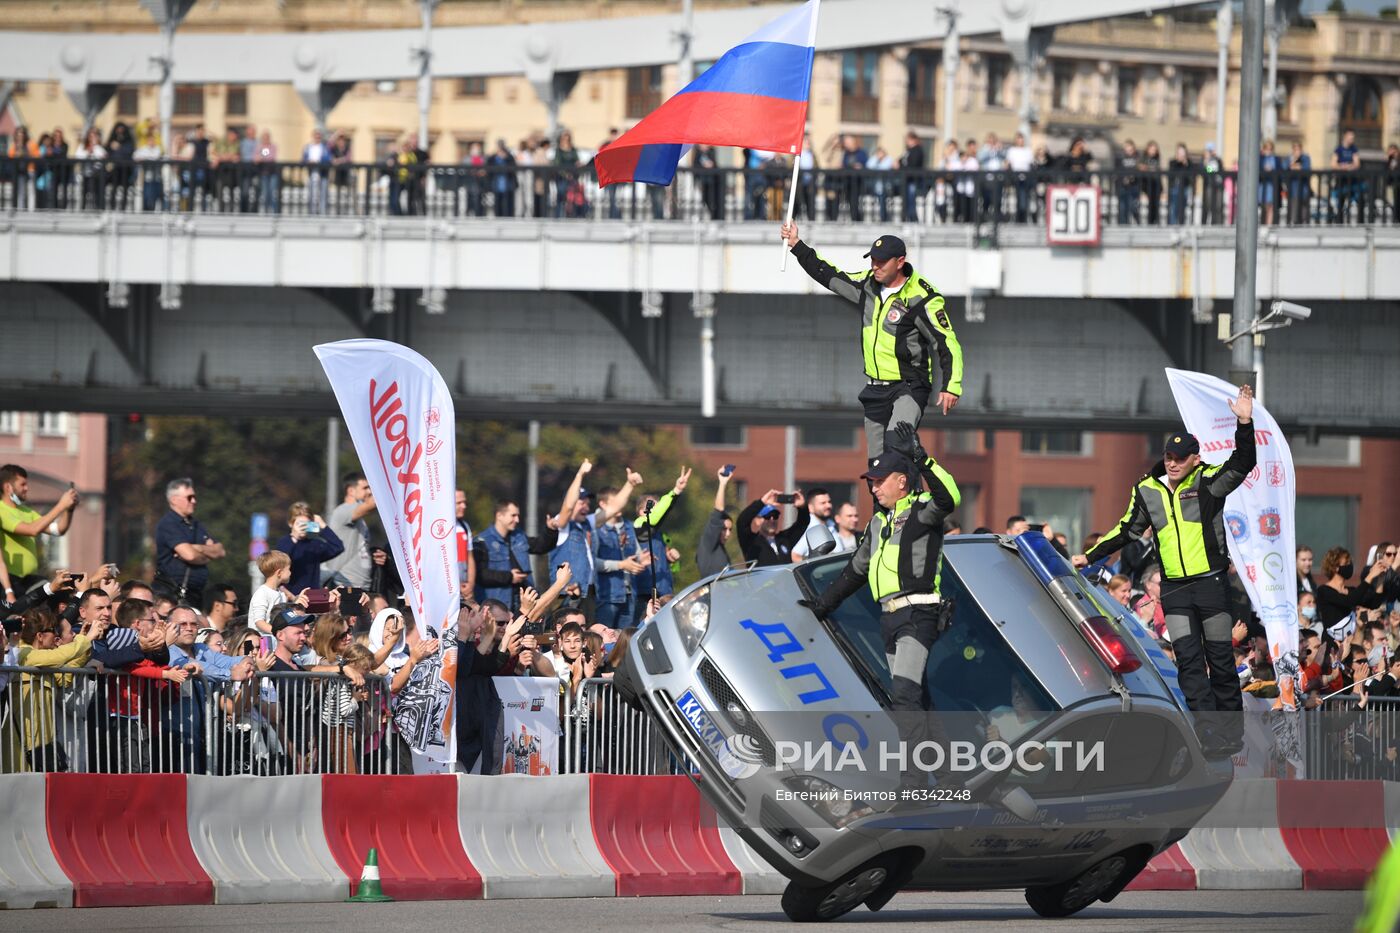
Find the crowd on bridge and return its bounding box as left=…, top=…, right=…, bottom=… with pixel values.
left=5, top=118, right=1400, bottom=226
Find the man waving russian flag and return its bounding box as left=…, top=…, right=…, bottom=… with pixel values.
left=595, top=0, right=820, bottom=188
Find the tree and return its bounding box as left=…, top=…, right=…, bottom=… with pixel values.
left=110, top=415, right=713, bottom=597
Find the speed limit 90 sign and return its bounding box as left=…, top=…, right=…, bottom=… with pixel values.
left=1045, top=185, right=1101, bottom=246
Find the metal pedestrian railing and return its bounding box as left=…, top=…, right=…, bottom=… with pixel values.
left=0, top=665, right=393, bottom=776
left=560, top=677, right=695, bottom=777
left=3, top=157, right=1398, bottom=228
left=1301, top=695, right=1400, bottom=781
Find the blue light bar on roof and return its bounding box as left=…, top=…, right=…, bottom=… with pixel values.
left=1014, top=531, right=1074, bottom=587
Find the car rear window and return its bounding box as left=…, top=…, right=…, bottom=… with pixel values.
left=799, top=557, right=1059, bottom=742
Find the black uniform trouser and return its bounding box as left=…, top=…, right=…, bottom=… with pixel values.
left=1161, top=572, right=1242, bottom=747
left=882, top=602, right=953, bottom=784
left=859, top=381, right=930, bottom=459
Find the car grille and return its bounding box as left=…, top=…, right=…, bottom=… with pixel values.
left=652, top=689, right=745, bottom=810
left=697, top=658, right=778, bottom=768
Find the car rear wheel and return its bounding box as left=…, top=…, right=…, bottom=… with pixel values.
left=780, top=856, right=896, bottom=923
left=1024, top=853, right=1132, bottom=919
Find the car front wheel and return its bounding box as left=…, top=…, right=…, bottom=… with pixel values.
left=1024, top=852, right=1134, bottom=918
left=780, top=855, right=899, bottom=923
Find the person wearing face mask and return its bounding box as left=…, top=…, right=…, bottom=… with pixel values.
left=1073, top=385, right=1255, bottom=759
left=1297, top=591, right=1320, bottom=637
left=1315, top=546, right=1386, bottom=639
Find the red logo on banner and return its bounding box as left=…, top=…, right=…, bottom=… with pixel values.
left=1242, top=465, right=1261, bottom=490
left=1258, top=509, right=1281, bottom=540
left=430, top=518, right=450, bottom=540
left=1245, top=564, right=1258, bottom=583
left=1266, top=461, right=1285, bottom=487
left=369, top=378, right=425, bottom=576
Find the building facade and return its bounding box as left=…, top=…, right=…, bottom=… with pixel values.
left=3, top=2, right=1396, bottom=166
left=0, top=412, right=107, bottom=577
left=679, top=423, right=1400, bottom=569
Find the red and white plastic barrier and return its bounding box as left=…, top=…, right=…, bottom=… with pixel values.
left=0, top=774, right=1392, bottom=909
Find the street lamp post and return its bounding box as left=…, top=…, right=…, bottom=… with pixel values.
left=1221, top=300, right=1311, bottom=404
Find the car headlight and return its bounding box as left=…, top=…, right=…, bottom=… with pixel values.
left=671, top=584, right=711, bottom=655
left=781, top=775, right=869, bottom=829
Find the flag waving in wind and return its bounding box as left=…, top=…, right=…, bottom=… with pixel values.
left=595, top=0, right=820, bottom=187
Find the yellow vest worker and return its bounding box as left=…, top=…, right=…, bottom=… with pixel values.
left=804, top=425, right=958, bottom=732
left=781, top=222, right=964, bottom=459
left=1075, top=385, right=1257, bottom=759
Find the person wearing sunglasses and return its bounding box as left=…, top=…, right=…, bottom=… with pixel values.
left=154, top=477, right=225, bottom=607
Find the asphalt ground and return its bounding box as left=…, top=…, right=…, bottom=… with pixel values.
left=0, top=890, right=1363, bottom=933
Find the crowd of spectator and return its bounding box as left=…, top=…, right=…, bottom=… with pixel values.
left=5, top=120, right=1399, bottom=225
left=1, top=450, right=1396, bottom=778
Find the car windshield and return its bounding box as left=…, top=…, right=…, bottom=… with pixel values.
left=798, top=557, right=1059, bottom=743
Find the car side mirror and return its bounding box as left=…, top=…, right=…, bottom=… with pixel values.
left=805, top=523, right=836, bottom=557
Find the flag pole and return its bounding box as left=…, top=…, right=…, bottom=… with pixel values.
left=780, top=0, right=820, bottom=272
left=778, top=148, right=801, bottom=272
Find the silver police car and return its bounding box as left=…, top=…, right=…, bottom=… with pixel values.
left=616, top=532, right=1233, bottom=922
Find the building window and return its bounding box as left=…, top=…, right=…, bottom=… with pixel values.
left=626, top=66, right=663, bottom=119
left=799, top=425, right=856, bottom=449
left=985, top=55, right=1010, bottom=109
left=1019, top=487, right=1091, bottom=552
left=1288, top=434, right=1360, bottom=467
left=1277, top=73, right=1296, bottom=124
left=689, top=424, right=745, bottom=447
left=116, top=85, right=140, bottom=117
left=953, top=483, right=980, bottom=529
left=373, top=134, right=400, bottom=162
left=1180, top=70, right=1203, bottom=120
left=1021, top=430, right=1089, bottom=456
left=174, top=85, right=204, bottom=116
left=1344, top=30, right=1359, bottom=54
left=1296, top=495, right=1357, bottom=560
left=802, top=481, right=856, bottom=511
left=0, top=412, right=19, bottom=434
left=1340, top=75, right=1383, bottom=150
left=841, top=50, right=879, bottom=123
left=1117, top=67, right=1140, bottom=116
left=457, top=76, right=487, bottom=98
left=225, top=85, right=247, bottom=117
left=906, top=50, right=937, bottom=126
left=12, top=81, right=27, bottom=95
left=1052, top=62, right=1075, bottom=112
left=36, top=412, right=67, bottom=437
left=939, top=429, right=982, bottom=455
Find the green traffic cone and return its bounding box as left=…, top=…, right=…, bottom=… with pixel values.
left=347, top=847, right=394, bottom=902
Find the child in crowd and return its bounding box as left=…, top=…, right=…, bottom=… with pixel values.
left=249, top=550, right=292, bottom=634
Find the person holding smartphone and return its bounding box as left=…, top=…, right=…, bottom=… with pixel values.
left=696, top=466, right=738, bottom=578
left=274, top=501, right=345, bottom=593
left=736, top=488, right=810, bottom=567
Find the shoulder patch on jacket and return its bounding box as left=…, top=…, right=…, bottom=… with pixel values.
left=934, top=307, right=952, bottom=330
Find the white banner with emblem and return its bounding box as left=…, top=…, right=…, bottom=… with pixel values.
left=1166, top=369, right=1298, bottom=694
left=1166, top=368, right=1301, bottom=771
left=314, top=339, right=459, bottom=638
left=495, top=676, right=560, bottom=775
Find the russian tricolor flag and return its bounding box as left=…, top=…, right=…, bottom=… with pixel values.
left=595, top=0, right=820, bottom=188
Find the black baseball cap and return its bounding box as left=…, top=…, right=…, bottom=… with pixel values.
left=270, top=606, right=312, bottom=633
left=861, top=450, right=916, bottom=480
left=863, top=235, right=907, bottom=262
left=577, top=487, right=594, bottom=502
left=1163, top=432, right=1200, bottom=458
